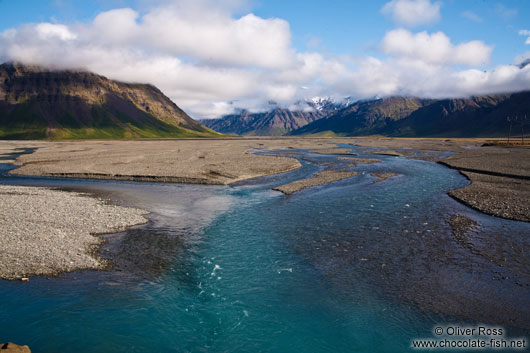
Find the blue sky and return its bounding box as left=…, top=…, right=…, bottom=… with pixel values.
left=254, top=0, right=530, bottom=66
left=2, top=0, right=528, bottom=66
left=0, top=0, right=529, bottom=118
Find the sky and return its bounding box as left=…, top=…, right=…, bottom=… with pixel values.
left=0, top=0, right=529, bottom=119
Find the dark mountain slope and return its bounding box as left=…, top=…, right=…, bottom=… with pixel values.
left=0, top=63, right=219, bottom=139
left=388, top=92, right=530, bottom=137
left=291, top=92, right=530, bottom=137
left=291, top=97, right=430, bottom=136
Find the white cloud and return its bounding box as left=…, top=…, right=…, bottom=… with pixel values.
left=7, top=2, right=296, bottom=70
left=138, top=8, right=295, bottom=68
left=89, top=8, right=140, bottom=45
left=333, top=56, right=530, bottom=100
left=382, top=29, right=492, bottom=66
left=453, top=65, right=530, bottom=95
left=381, top=0, right=441, bottom=27
left=461, top=10, right=483, bottom=23
left=0, top=1, right=529, bottom=119
left=35, top=23, right=77, bottom=41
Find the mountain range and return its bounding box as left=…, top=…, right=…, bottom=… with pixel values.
left=1, top=62, right=528, bottom=139
left=293, top=92, right=530, bottom=137
left=200, top=98, right=345, bottom=136
left=0, top=63, right=219, bottom=139
left=204, top=92, right=530, bottom=137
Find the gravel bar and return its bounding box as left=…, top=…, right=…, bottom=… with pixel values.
left=448, top=172, right=530, bottom=222
left=370, top=172, right=398, bottom=183
left=308, top=148, right=358, bottom=155
left=338, top=157, right=381, bottom=167
left=0, top=185, right=148, bottom=280
left=448, top=215, right=478, bottom=237
left=273, top=170, right=358, bottom=195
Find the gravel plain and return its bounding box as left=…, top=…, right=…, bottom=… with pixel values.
left=0, top=185, right=148, bottom=280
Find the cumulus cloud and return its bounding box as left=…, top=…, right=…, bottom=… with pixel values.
left=0, top=1, right=529, bottom=118
left=138, top=7, right=295, bottom=68
left=382, top=29, right=493, bottom=66
left=381, top=0, right=441, bottom=27
left=79, top=4, right=295, bottom=69
left=330, top=55, right=530, bottom=100
left=35, top=23, right=77, bottom=40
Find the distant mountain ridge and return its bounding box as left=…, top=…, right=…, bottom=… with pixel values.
left=201, top=98, right=345, bottom=136
left=202, top=91, right=530, bottom=137
left=0, top=63, right=219, bottom=139
left=292, top=92, right=530, bottom=137
left=201, top=108, right=323, bottom=136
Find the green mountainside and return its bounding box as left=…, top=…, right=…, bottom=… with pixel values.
left=0, top=63, right=220, bottom=139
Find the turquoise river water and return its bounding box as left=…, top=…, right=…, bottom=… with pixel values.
left=1, top=145, right=529, bottom=352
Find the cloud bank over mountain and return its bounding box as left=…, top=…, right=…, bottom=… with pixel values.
left=0, top=0, right=529, bottom=118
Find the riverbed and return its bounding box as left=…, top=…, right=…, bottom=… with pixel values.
left=1, top=145, right=529, bottom=352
